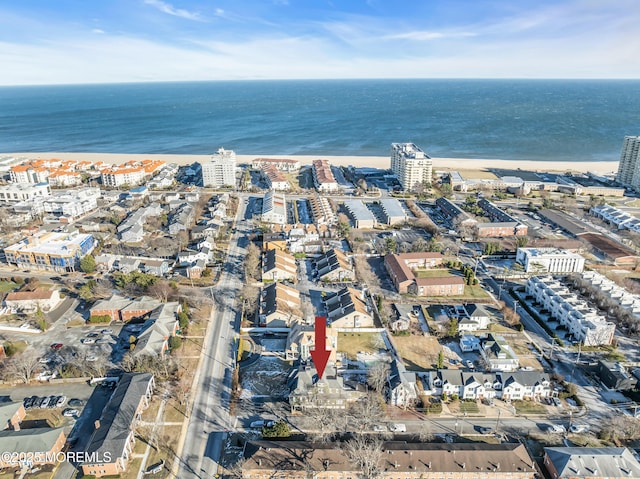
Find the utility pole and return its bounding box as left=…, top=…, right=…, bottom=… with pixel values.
left=495, top=409, right=501, bottom=434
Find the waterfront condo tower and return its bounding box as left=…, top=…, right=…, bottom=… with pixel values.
left=390, top=143, right=432, bottom=192
left=616, top=136, right=640, bottom=192
left=200, top=147, right=237, bottom=188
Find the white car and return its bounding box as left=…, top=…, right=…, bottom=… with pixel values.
left=389, top=423, right=406, bottom=432
left=548, top=424, right=566, bottom=433
left=569, top=424, right=589, bottom=433
left=465, top=360, right=474, bottom=369
left=372, top=424, right=385, bottom=432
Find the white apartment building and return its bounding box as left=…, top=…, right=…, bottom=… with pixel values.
left=262, top=165, right=290, bottom=191
left=261, top=190, right=287, bottom=225
left=581, top=270, right=640, bottom=318
left=516, top=248, right=585, bottom=274
left=101, top=167, right=145, bottom=187
left=0, top=183, right=51, bottom=204
left=41, top=187, right=100, bottom=222
left=390, top=143, right=432, bottom=192
left=312, top=159, right=339, bottom=193
left=200, top=147, right=236, bottom=188
left=591, top=204, right=640, bottom=233
left=526, top=276, right=615, bottom=346
left=616, top=135, right=640, bottom=191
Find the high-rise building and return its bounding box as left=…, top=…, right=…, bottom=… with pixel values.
left=200, top=147, right=236, bottom=188
left=616, top=136, right=640, bottom=191
left=390, top=143, right=432, bottom=192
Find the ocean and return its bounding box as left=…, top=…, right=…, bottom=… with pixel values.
left=0, top=79, right=638, bottom=162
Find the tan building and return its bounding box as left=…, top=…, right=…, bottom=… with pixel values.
left=384, top=252, right=445, bottom=294
left=410, top=276, right=465, bottom=297
left=314, top=248, right=353, bottom=282
left=82, top=373, right=155, bottom=478
left=544, top=447, right=640, bottom=479
left=0, top=402, right=26, bottom=430
left=262, top=248, right=297, bottom=282
left=4, top=288, right=61, bottom=313
left=0, top=428, right=66, bottom=469
left=259, top=282, right=302, bottom=328
left=285, top=322, right=338, bottom=362
left=324, top=287, right=373, bottom=328
left=241, top=441, right=537, bottom=479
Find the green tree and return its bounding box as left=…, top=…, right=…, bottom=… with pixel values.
left=337, top=220, right=351, bottom=239
left=262, top=420, right=291, bottom=438
left=515, top=236, right=529, bottom=248
left=437, top=350, right=444, bottom=369
left=384, top=237, right=398, bottom=254
left=448, top=318, right=458, bottom=338
left=80, top=254, right=97, bottom=273
left=542, top=197, right=554, bottom=209
left=178, top=311, right=189, bottom=330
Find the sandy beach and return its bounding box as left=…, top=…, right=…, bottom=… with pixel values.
left=3, top=151, right=619, bottom=175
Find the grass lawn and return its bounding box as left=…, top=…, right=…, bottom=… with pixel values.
left=393, top=335, right=442, bottom=370
left=513, top=400, right=547, bottom=415
left=338, top=332, right=386, bottom=359
left=0, top=280, right=18, bottom=293
left=447, top=283, right=491, bottom=300
left=141, top=398, right=162, bottom=422
left=413, top=269, right=454, bottom=278
left=164, top=399, right=187, bottom=423
left=121, top=457, right=142, bottom=479
left=459, top=401, right=480, bottom=414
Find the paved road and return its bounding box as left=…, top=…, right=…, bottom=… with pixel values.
left=177, top=197, right=247, bottom=479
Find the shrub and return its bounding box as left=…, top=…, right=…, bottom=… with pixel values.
left=88, top=315, right=112, bottom=324
left=262, top=420, right=291, bottom=438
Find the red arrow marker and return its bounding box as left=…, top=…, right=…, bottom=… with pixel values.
left=310, top=316, right=331, bottom=379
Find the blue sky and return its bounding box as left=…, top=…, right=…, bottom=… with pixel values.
left=1, top=0, right=639, bottom=85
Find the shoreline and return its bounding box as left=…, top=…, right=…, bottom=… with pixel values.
left=2, top=151, right=619, bottom=175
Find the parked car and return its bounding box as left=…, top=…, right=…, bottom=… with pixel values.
left=86, top=332, right=99, bottom=338
left=100, top=328, right=113, bottom=334
left=479, top=427, right=494, bottom=435
left=56, top=396, right=67, bottom=407
left=465, top=360, right=474, bottom=369
left=81, top=338, right=95, bottom=344
left=47, top=396, right=59, bottom=408
left=569, top=424, right=589, bottom=433
left=548, top=424, right=566, bottom=433
left=389, top=423, right=406, bottom=432
left=50, top=343, right=63, bottom=350
left=249, top=420, right=274, bottom=429
left=68, top=399, right=84, bottom=407
left=372, top=424, right=385, bottom=432
left=39, top=397, right=50, bottom=408
left=62, top=408, right=79, bottom=417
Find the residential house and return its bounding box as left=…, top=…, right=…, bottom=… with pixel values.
left=544, top=447, right=640, bottom=479
left=390, top=304, right=412, bottom=332
left=242, top=441, right=537, bottom=479
left=4, top=288, right=61, bottom=313
left=186, top=258, right=206, bottom=279
left=597, top=360, right=638, bottom=391
left=481, top=334, right=520, bottom=371
left=259, top=282, right=303, bottom=328
left=142, top=259, right=169, bottom=277
left=314, top=249, right=353, bottom=282
left=458, top=304, right=491, bottom=332
left=0, top=428, right=66, bottom=469
left=133, top=303, right=182, bottom=357
left=82, top=373, right=155, bottom=478
left=324, top=287, right=373, bottom=328
left=262, top=248, right=297, bottom=282
left=285, top=322, right=338, bottom=362
left=0, top=402, right=26, bottom=430
left=90, top=295, right=160, bottom=322
left=459, top=334, right=482, bottom=352
left=288, top=364, right=361, bottom=412
left=425, top=370, right=551, bottom=401
left=117, top=257, right=141, bottom=274
left=387, top=359, right=418, bottom=408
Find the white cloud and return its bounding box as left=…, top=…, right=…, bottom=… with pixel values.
left=385, top=31, right=476, bottom=41
left=143, top=0, right=203, bottom=21
left=92, top=29, right=105, bottom=34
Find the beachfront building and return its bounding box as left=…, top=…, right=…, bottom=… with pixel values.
left=380, top=198, right=407, bottom=225
left=516, top=248, right=585, bottom=274
left=526, top=276, right=615, bottom=346
left=616, top=136, right=640, bottom=192
left=261, top=190, right=287, bottom=225
left=243, top=441, right=537, bottom=479
left=312, top=159, right=339, bottom=193
left=0, top=182, right=51, bottom=204
left=261, top=164, right=290, bottom=191
left=390, top=143, right=432, bottom=192
left=252, top=158, right=300, bottom=172
left=200, top=147, right=236, bottom=188
left=4, top=230, right=95, bottom=272
left=343, top=200, right=376, bottom=229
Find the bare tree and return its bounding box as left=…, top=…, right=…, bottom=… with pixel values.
left=353, top=256, right=381, bottom=295
left=148, top=280, right=176, bottom=303
left=348, top=392, right=386, bottom=430
left=367, top=363, right=390, bottom=394
left=415, top=421, right=433, bottom=442
left=7, top=354, right=40, bottom=383
left=307, top=407, right=347, bottom=443
left=244, top=243, right=261, bottom=280
left=342, top=435, right=383, bottom=479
